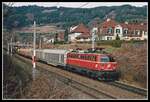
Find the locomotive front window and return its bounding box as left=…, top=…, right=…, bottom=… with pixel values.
left=109, top=56, right=115, bottom=62
left=101, top=56, right=110, bottom=62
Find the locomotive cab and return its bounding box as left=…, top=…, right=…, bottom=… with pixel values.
left=95, top=54, right=118, bottom=81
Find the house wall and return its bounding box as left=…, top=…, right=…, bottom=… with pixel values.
left=68, top=33, right=82, bottom=42
left=114, top=25, right=123, bottom=40
left=100, top=36, right=115, bottom=40
left=46, top=38, right=55, bottom=43
left=139, top=31, right=148, bottom=40
left=99, top=27, right=147, bottom=41
left=76, top=38, right=91, bottom=42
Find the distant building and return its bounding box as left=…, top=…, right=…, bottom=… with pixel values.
left=16, top=25, right=65, bottom=44
left=121, top=22, right=147, bottom=40
left=98, top=18, right=147, bottom=40
left=57, top=31, right=65, bottom=41
left=44, top=31, right=65, bottom=43
left=98, top=18, right=119, bottom=40
left=68, top=23, right=91, bottom=42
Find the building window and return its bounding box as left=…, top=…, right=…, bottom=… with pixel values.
left=135, top=30, right=140, bottom=35
left=123, top=28, right=128, bottom=34
left=144, top=32, right=147, bottom=35
left=107, top=28, right=113, bottom=34
left=116, top=29, right=120, bottom=33
left=107, top=37, right=112, bottom=40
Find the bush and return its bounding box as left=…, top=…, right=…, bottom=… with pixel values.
left=112, top=43, right=147, bottom=88
left=112, top=40, right=122, bottom=48
left=133, top=67, right=147, bottom=83
left=97, top=40, right=122, bottom=47
left=97, top=40, right=114, bottom=46
left=116, top=34, right=120, bottom=40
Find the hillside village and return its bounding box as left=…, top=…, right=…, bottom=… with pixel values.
left=15, top=18, right=147, bottom=45
left=3, top=3, right=148, bottom=99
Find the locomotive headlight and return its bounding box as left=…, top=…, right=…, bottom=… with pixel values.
left=100, top=63, right=105, bottom=70
left=95, top=64, right=98, bottom=68
left=107, top=64, right=111, bottom=68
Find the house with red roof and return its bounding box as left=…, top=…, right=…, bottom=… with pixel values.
left=98, top=18, right=117, bottom=40
left=121, top=22, right=147, bottom=40
left=68, top=23, right=91, bottom=42
left=98, top=18, right=147, bottom=40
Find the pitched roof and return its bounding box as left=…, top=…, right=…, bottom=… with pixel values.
left=70, top=23, right=90, bottom=35
left=121, top=23, right=147, bottom=31
left=100, top=19, right=118, bottom=28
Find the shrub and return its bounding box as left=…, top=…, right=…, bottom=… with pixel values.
left=112, top=40, right=122, bottom=48
left=116, top=34, right=120, bottom=40
left=112, top=43, right=147, bottom=88
left=97, top=40, right=122, bottom=47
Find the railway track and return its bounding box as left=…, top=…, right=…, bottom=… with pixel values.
left=15, top=54, right=116, bottom=99
left=14, top=54, right=147, bottom=99
left=107, top=81, right=147, bottom=97
left=55, top=73, right=117, bottom=99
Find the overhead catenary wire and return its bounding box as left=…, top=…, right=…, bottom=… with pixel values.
left=78, top=2, right=90, bottom=8
left=56, top=2, right=90, bottom=8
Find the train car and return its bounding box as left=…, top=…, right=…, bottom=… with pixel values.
left=18, top=48, right=32, bottom=58
left=36, top=49, right=69, bottom=67
left=36, top=49, right=45, bottom=61
left=17, top=48, right=118, bottom=81
left=18, top=48, right=69, bottom=67
left=66, top=52, right=118, bottom=81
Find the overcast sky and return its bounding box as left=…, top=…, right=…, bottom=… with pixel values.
left=4, top=2, right=148, bottom=8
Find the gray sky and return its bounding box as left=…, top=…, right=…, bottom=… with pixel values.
left=4, top=2, right=148, bottom=8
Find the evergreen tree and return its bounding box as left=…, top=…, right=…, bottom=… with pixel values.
left=64, top=29, right=68, bottom=42
left=116, top=34, right=120, bottom=40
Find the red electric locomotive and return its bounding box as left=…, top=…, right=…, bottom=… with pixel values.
left=66, top=52, right=118, bottom=81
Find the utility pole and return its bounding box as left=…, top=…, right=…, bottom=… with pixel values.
left=39, top=35, right=42, bottom=49
left=92, top=27, right=97, bottom=52
left=40, top=35, right=43, bottom=49
left=32, top=21, right=36, bottom=80
left=10, top=37, right=13, bottom=56
left=7, top=43, right=9, bottom=54
left=92, top=28, right=95, bottom=51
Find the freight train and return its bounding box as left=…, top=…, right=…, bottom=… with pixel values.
left=17, top=48, right=119, bottom=81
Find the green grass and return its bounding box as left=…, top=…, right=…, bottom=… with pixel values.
left=104, top=47, right=120, bottom=53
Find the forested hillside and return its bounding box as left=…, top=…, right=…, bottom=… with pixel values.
left=4, top=4, right=147, bottom=29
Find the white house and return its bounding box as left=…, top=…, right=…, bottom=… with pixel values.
left=98, top=18, right=147, bottom=40
left=68, top=32, right=82, bottom=42
left=114, top=25, right=123, bottom=40
left=68, top=23, right=90, bottom=42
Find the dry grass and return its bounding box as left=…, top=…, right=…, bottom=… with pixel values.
left=112, top=43, right=147, bottom=88
left=22, top=74, right=73, bottom=99
left=3, top=53, right=73, bottom=99
left=3, top=54, right=21, bottom=98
